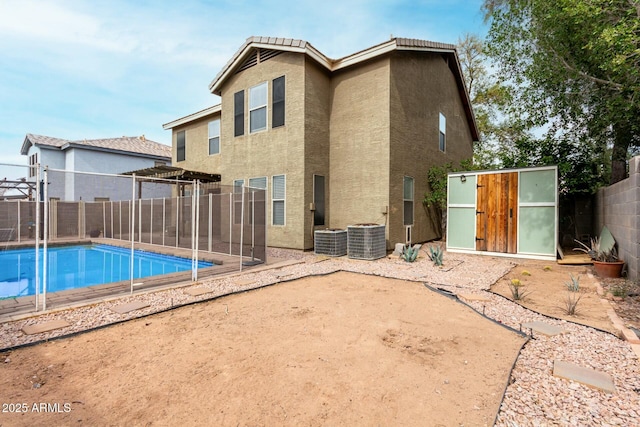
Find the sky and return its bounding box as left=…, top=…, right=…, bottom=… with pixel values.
left=0, top=0, right=488, bottom=180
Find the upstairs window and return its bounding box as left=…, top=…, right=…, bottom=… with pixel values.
left=439, top=113, right=446, bottom=152
left=208, top=119, right=220, bottom=155
left=28, top=152, right=38, bottom=177
left=272, top=76, right=285, bottom=128
left=177, top=131, right=186, bottom=161
left=234, top=90, right=244, bottom=137
left=249, top=82, right=267, bottom=133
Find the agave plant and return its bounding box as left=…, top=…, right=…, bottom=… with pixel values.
left=427, top=245, right=443, bottom=266
left=400, top=244, right=420, bottom=262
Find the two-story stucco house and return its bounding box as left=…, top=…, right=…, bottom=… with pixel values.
left=21, top=134, right=172, bottom=201
left=163, top=36, right=478, bottom=250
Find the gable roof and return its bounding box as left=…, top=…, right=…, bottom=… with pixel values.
left=21, top=134, right=172, bottom=159
left=208, top=36, right=478, bottom=140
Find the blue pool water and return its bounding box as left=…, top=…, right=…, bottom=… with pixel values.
left=0, top=244, right=213, bottom=298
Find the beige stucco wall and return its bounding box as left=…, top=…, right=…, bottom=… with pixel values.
left=221, top=52, right=307, bottom=249
left=169, top=48, right=476, bottom=251
left=329, top=57, right=391, bottom=239
left=303, top=58, right=332, bottom=249
left=389, top=52, right=474, bottom=247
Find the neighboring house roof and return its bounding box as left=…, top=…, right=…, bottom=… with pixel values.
left=21, top=134, right=172, bottom=159
left=204, top=36, right=478, bottom=141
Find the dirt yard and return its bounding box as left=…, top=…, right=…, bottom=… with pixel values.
left=0, top=271, right=526, bottom=426
left=491, top=259, right=638, bottom=335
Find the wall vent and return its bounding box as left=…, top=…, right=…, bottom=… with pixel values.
left=347, top=224, right=386, bottom=260
left=314, top=229, right=347, bottom=257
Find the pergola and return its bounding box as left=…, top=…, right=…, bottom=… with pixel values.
left=0, top=178, right=37, bottom=200
left=122, top=165, right=221, bottom=198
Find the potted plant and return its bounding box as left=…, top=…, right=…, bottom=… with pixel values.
left=574, top=238, right=625, bottom=278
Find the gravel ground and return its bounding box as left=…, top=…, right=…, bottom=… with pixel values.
left=1, top=246, right=640, bottom=426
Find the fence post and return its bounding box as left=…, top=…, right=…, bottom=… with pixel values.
left=130, top=174, right=135, bottom=294
left=208, top=193, right=212, bottom=253
left=34, top=163, right=40, bottom=312
left=43, top=167, right=49, bottom=311
left=240, top=185, right=245, bottom=272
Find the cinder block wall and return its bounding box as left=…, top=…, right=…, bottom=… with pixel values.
left=595, top=156, right=640, bottom=280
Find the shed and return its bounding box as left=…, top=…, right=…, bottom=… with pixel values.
left=446, top=166, right=558, bottom=260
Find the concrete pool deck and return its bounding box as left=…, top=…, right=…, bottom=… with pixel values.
left=0, top=238, right=280, bottom=321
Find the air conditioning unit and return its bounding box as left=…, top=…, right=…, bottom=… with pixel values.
left=347, top=224, right=386, bottom=260
left=314, top=229, right=347, bottom=257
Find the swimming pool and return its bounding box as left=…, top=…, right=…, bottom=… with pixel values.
left=0, top=244, right=213, bottom=298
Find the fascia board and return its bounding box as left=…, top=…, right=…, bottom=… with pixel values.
left=162, top=105, right=222, bottom=130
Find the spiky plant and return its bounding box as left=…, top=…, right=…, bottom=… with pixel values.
left=427, top=245, right=443, bottom=266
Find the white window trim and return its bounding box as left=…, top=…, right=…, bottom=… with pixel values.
left=271, top=174, right=286, bottom=226
left=208, top=119, right=220, bottom=156
left=248, top=176, right=267, bottom=190
left=233, top=179, right=245, bottom=225
left=249, top=82, right=268, bottom=133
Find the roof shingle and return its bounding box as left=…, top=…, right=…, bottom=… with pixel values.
left=23, top=134, right=171, bottom=159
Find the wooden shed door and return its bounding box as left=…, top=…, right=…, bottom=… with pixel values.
left=476, top=172, right=518, bottom=253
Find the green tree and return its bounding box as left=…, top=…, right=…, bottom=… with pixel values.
left=456, top=33, right=525, bottom=169
left=483, top=0, right=640, bottom=184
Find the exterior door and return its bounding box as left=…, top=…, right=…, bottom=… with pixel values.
left=476, top=172, right=518, bottom=253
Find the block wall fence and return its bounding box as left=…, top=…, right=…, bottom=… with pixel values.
left=595, top=156, right=640, bottom=281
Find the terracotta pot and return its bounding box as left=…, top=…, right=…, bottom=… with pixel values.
left=593, top=260, right=624, bottom=278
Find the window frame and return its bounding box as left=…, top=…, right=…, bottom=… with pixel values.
left=313, top=174, right=325, bottom=226
left=271, top=174, right=286, bottom=226
left=234, top=90, right=245, bottom=137
left=272, top=76, right=285, bottom=128
left=403, top=176, right=414, bottom=226
left=28, top=152, right=38, bottom=177
left=233, top=179, right=245, bottom=225
left=249, top=82, right=268, bottom=133
left=208, top=118, right=220, bottom=155
left=439, top=112, right=446, bottom=152
left=177, top=130, right=186, bottom=162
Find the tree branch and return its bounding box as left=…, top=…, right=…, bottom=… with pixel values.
left=550, top=46, right=624, bottom=90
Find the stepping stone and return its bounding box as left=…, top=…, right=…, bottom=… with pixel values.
left=553, top=360, right=616, bottom=393
left=184, top=287, right=213, bottom=297
left=235, top=279, right=256, bottom=287
left=521, top=321, right=566, bottom=336
left=458, top=293, right=491, bottom=302
left=110, top=301, right=150, bottom=314
left=22, top=319, right=71, bottom=335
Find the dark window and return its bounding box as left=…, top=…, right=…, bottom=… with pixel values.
left=403, top=176, right=414, bottom=226
left=234, top=90, right=244, bottom=137
left=177, top=131, right=185, bottom=161
left=272, top=76, right=285, bottom=128
left=313, top=175, right=325, bottom=226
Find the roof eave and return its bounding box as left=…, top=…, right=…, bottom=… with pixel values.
left=162, top=104, right=222, bottom=130
left=61, top=143, right=171, bottom=161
